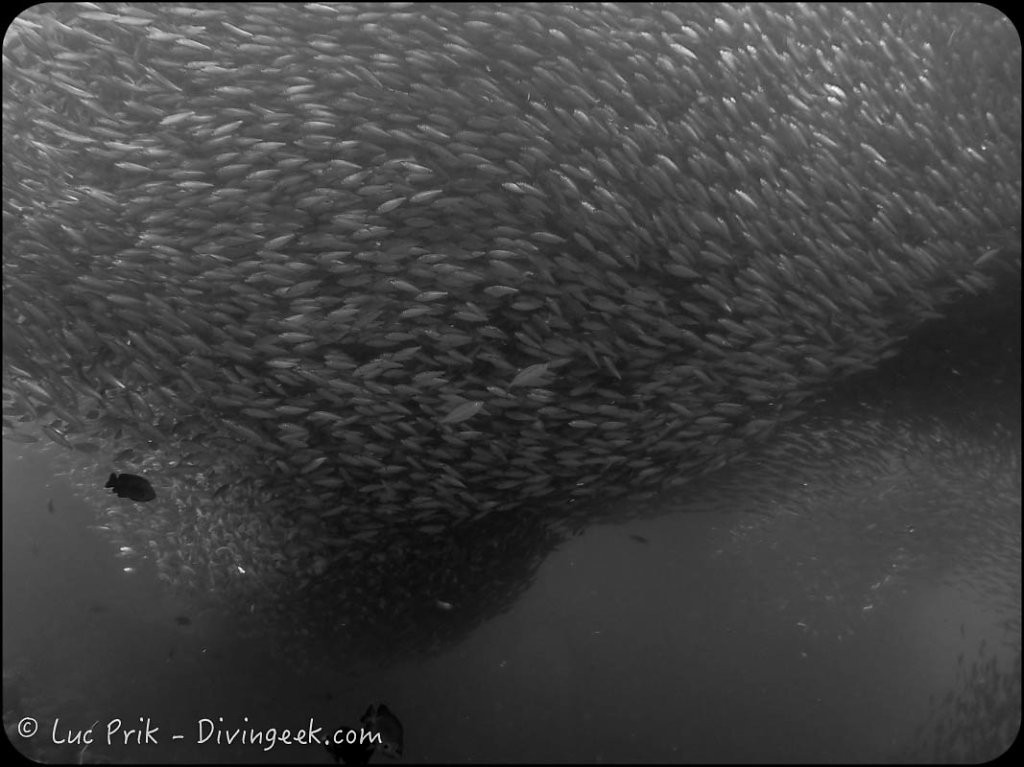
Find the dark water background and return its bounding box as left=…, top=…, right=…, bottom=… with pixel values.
left=3, top=289, right=1020, bottom=763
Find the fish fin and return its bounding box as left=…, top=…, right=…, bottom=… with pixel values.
left=105, top=472, right=117, bottom=487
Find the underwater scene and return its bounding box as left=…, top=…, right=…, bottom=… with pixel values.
left=3, top=3, right=1020, bottom=763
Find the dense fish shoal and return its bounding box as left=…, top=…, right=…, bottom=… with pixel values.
left=2, top=3, right=1020, bottom=652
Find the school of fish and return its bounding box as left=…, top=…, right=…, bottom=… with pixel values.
left=2, top=4, right=1020, bottom=653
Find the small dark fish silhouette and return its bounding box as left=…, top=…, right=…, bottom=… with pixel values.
left=325, top=732, right=375, bottom=766
left=325, top=704, right=403, bottom=764
left=628, top=534, right=649, bottom=544
left=47, top=498, right=55, bottom=514
left=174, top=615, right=192, bottom=626
left=105, top=472, right=156, bottom=502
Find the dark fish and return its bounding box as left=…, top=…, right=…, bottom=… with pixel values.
left=174, top=615, right=192, bottom=626
left=628, top=534, right=649, bottom=544
left=325, top=704, right=403, bottom=764
left=324, top=733, right=374, bottom=766
left=105, top=472, right=156, bottom=502
left=47, top=498, right=55, bottom=514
